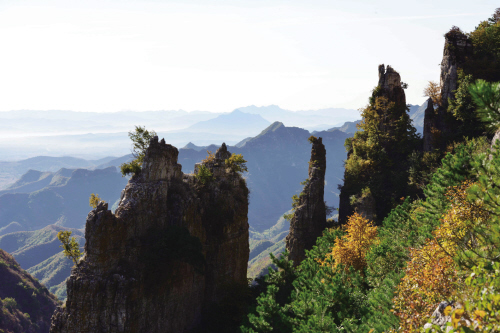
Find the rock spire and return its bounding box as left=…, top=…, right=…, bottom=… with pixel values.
left=286, top=137, right=327, bottom=266
left=50, top=138, right=249, bottom=333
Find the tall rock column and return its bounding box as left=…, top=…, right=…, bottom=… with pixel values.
left=50, top=138, right=249, bottom=333
left=423, top=28, right=473, bottom=151
left=339, top=64, right=411, bottom=224
left=286, top=137, right=327, bottom=266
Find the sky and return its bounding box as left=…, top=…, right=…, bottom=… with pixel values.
left=0, top=0, right=498, bottom=113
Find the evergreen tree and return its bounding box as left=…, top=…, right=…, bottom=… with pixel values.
left=341, top=85, right=420, bottom=224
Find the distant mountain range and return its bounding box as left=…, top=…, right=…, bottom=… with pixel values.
left=0, top=105, right=359, bottom=160
left=178, top=121, right=349, bottom=232
left=0, top=167, right=127, bottom=231
left=0, top=224, right=84, bottom=300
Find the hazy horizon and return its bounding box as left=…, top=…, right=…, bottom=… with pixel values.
left=0, top=0, right=498, bottom=113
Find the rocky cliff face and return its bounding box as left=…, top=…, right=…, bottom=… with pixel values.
left=423, top=29, right=473, bottom=151
left=440, top=29, right=473, bottom=107
left=50, top=138, right=249, bottom=333
left=378, top=64, right=406, bottom=110
left=286, top=137, right=327, bottom=266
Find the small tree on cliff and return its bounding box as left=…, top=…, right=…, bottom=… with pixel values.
left=57, top=231, right=82, bottom=266
left=89, top=193, right=105, bottom=208
left=120, top=126, right=157, bottom=176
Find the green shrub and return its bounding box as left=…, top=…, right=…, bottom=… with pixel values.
left=195, top=165, right=213, bottom=185
left=2, top=298, right=17, bottom=311
left=225, top=153, right=248, bottom=173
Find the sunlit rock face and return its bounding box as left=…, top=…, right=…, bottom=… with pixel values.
left=50, top=138, right=249, bottom=333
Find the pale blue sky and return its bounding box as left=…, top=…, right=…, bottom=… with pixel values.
left=0, top=0, right=497, bottom=113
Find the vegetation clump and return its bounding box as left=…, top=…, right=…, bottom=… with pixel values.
left=89, top=193, right=104, bottom=208
left=225, top=153, right=248, bottom=173
left=120, top=126, right=157, bottom=176
left=57, top=231, right=82, bottom=266
left=195, top=164, right=214, bottom=185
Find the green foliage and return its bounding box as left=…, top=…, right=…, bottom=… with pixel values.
left=120, top=159, right=142, bottom=177
left=459, top=141, right=500, bottom=267
left=243, top=14, right=500, bottom=332
left=128, top=125, right=157, bottom=160
left=447, top=71, right=487, bottom=138
left=57, top=231, right=82, bottom=266
left=465, top=16, right=500, bottom=82
left=469, top=80, right=500, bottom=132
left=89, top=193, right=104, bottom=209
left=120, top=126, right=157, bottom=176
left=448, top=261, right=500, bottom=332
left=226, top=153, right=248, bottom=173
left=342, top=86, right=420, bottom=223
left=2, top=298, right=17, bottom=312
left=283, top=194, right=300, bottom=221
left=195, top=164, right=214, bottom=185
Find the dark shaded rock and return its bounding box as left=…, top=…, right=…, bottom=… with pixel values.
left=378, top=64, right=406, bottom=109
left=286, top=137, right=327, bottom=266
left=440, top=30, right=473, bottom=108
left=423, top=29, right=473, bottom=151
left=423, top=98, right=437, bottom=152
left=339, top=64, right=410, bottom=224
left=50, top=137, right=249, bottom=333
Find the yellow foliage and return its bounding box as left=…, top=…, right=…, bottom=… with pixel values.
left=89, top=193, right=104, bottom=209
left=202, top=150, right=216, bottom=164
left=225, top=153, right=248, bottom=173
left=423, top=81, right=442, bottom=106
left=322, top=213, right=378, bottom=272
left=434, top=181, right=489, bottom=255
left=392, top=239, right=461, bottom=332
left=392, top=181, right=486, bottom=332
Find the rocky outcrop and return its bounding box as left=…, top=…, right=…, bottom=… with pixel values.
left=50, top=138, right=249, bottom=333
left=423, top=28, right=473, bottom=151
left=286, top=137, right=327, bottom=266
left=423, top=98, right=437, bottom=152
left=440, top=29, right=473, bottom=108
left=378, top=64, right=406, bottom=110
left=339, top=64, right=409, bottom=224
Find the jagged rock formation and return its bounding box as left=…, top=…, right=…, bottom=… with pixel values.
left=50, top=138, right=249, bottom=333
left=378, top=64, right=406, bottom=109
left=286, top=137, right=327, bottom=265
left=339, top=64, right=411, bottom=224
left=423, top=29, right=473, bottom=151
left=440, top=30, right=473, bottom=107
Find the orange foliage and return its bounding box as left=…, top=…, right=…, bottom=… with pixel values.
left=323, top=213, right=378, bottom=272
left=423, top=81, right=442, bottom=106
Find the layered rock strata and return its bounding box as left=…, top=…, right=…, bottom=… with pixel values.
left=50, top=138, right=249, bottom=333
left=286, top=137, right=327, bottom=266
